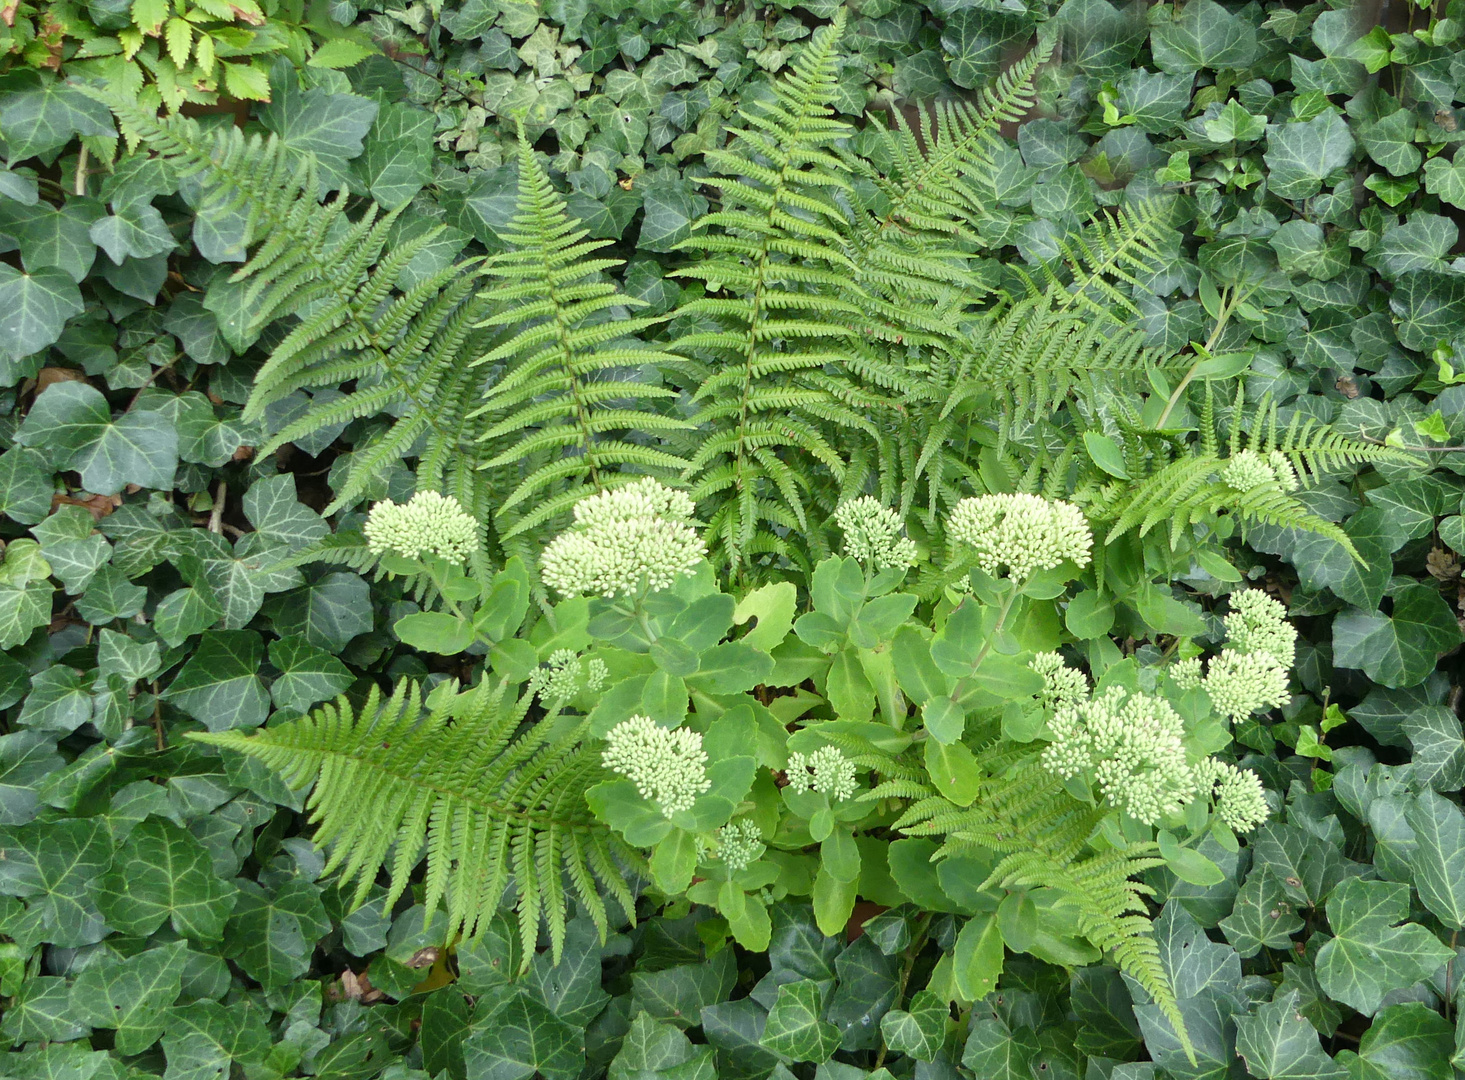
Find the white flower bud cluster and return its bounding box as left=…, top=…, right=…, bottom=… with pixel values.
left=786, top=746, right=859, bottom=801
left=834, top=497, right=918, bottom=571
left=540, top=479, right=707, bottom=598
left=1172, top=657, right=1204, bottom=690
left=1223, top=590, right=1297, bottom=667
left=946, top=494, right=1093, bottom=581
left=1195, top=758, right=1269, bottom=833
left=1181, top=590, right=1296, bottom=721
left=1043, top=687, right=1195, bottom=825
left=1220, top=450, right=1300, bottom=493
left=1204, top=650, right=1291, bottom=721
left=1220, top=451, right=1276, bottom=492
left=602, top=715, right=710, bottom=815
left=527, top=648, right=607, bottom=704
left=364, top=491, right=479, bottom=562
left=1031, top=652, right=1089, bottom=708
left=718, top=819, right=766, bottom=872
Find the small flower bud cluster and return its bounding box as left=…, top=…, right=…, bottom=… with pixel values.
left=540, top=479, right=707, bottom=598
left=1172, top=657, right=1204, bottom=690
left=1195, top=758, right=1269, bottom=833
left=1043, top=687, right=1195, bottom=825
left=527, top=648, right=607, bottom=704
left=1204, top=650, right=1291, bottom=721
left=718, top=819, right=766, bottom=872
left=1031, top=652, right=1089, bottom=708
left=1223, top=589, right=1297, bottom=667
left=365, top=491, right=478, bottom=562
left=602, top=715, right=710, bottom=815
left=1219, top=450, right=1300, bottom=493
left=1220, top=451, right=1276, bottom=492
left=786, top=746, right=859, bottom=801
left=946, top=494, right=1093, bottom=581
left=834, top=497, right=918, bottom=571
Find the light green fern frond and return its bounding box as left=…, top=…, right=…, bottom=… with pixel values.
left=189, top=678, right=638, bottom=968
left=470, top=137, right=693, bottom=539
left=668, top=10, right=879, bottom=576
left=103, top=97, right=496, bottom=518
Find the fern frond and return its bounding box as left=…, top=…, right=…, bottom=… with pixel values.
left=190, top=679, right=638, bottom=969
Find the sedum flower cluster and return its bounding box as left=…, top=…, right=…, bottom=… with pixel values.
left=947, top=494, right=1093, bottom=581
left=528, top=648, right=607, bottom=704
left=602, top=715, right=710, bottom=815
left=718, top=819, right=766, bottom=872
left=540, top=479, right=707, bottom=599
left=1043, top=686, right=1195, bottom=825
left=364, top=491, right=478, bottom=562
left=1031, top=651, right=1089, bottom=708
left=834, top=497, right=918, bottom=571
left=1181, top=589, right=1296, bottom=721
left=1195, top=758, right=1270, bottom=833
left=786, top=746, right=859, bottom=801
left=1220, top=450, right=1300, bottom=493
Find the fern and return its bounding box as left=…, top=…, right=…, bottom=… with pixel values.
left=470, top=136, right=694, bottom=541
left=1085, top=390, right=1416, bottom=554
left=102, top=97, right=498, bottom=519
left=891, top=755, right=1185, bottom=1049
left=191, top=678, right=638, bottom=968
left=668, top=11, right=880, bottom=576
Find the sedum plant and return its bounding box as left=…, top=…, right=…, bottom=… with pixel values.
left=199, top=481, right=1306, bottom=1054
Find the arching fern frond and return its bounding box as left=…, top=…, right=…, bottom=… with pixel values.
left=668, top=10, right=879, bottom=577
left=470, top=136, right=693, bottom=540
left=102, top=97, right=498, bottom=518
left=192, top=678, right=638, bottom=969
left=893, top=757, right=1185, bottom=1052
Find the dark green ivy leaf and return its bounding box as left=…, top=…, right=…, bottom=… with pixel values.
left=92, top=817, right=241, bottom=942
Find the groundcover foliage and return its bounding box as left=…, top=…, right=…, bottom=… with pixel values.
left=4, top=1, right=1465, bottom=1079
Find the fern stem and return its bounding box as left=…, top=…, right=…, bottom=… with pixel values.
left=1154, top=283, right=1248, bottom=430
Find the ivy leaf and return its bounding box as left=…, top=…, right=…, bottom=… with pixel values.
left=69, top=941, right=189, bottom=1054
left=0, top=78, right=116, bottom=161
left=16, top=382, right=177, bottom=495
left=0, top=818, right=110, bottom=947
left=96, top=628, right=161, bottom=682
left=1331, top=584, right=1462, bottom=689
left=1421, top=155, right=1465, bottom=209
left=161, top=630, right=269, bottom=733
left=1149, top=0, right=1257, bottom=74
left=0, top=730, right=62, bottom=826
left=259, top=75, right=379, bottom=160
left=92, top=817, right=241, bottom=942
left=461, top=990, right=583, bottom=1080
left=1219, top=869, right=1305, bottom=958
left=1390, top=270, right=1465, bottom=352
left=16, top=200, right=102, bottom=283
left=16, top=666, right=92, bottom=734
left=357, top=102, right=434, bottom=210
left=1234, top=990, right=1346, bottom=1080
left=0, top=975, right=90, bottom=1043
left=89, top=203, right=176, bottom=264
left=760, top=979, right=840, bottom=1063
left=1314, top=878, right=1453, bottom=1015
left=632, top=951, right=737, bottom=1030
left=0, top=447, right=54, bottom=525
left=961, top=1018, right=1039, bottom=1080
left=153, top=586, right=225, bottom=647
left=161, top=1000, right=274, bottom=1080
left=263, top=572, right=372, bottom=652
left=1351, top=1002, right=1454, bottom=1080
left=637, top=177, right=709, bottom=253
left=1264, top=111, right=1354, bottom=200
left=1405, top=791, right=1465, bottom=928
left=878, top=989, right=947, bottom=1062
left=1133, top=990, right=1238, bottom=1080
left=0, top=265, right=84, bottom=361
left=1402, top=706, right=1465, bottom=791
left=1359, top=109, right=1422, bottom=177
left=609, top=1012, right=717, bottom=1080
left=222, top=879, right=331, bottom=990
left=268, top=635, right=353, bottom=713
